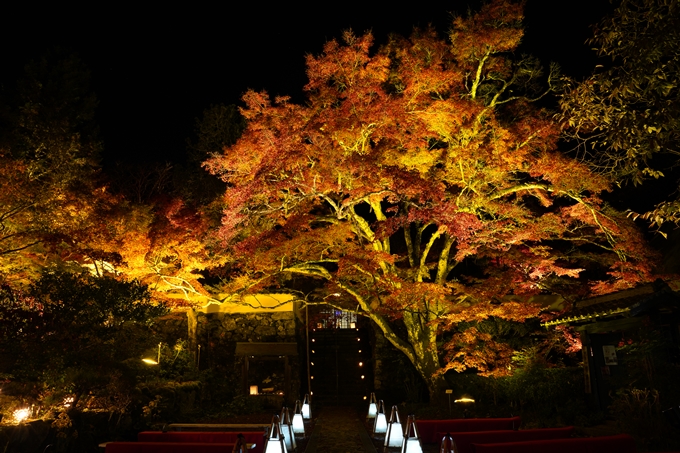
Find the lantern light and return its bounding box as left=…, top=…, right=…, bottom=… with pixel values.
left=249, top=385, right=258, bottom=395
left=373, top=400, right=387, bottom=434
left=292, top=400, right=305, bottom=435
left=264, top=415, right=287, bottom=453
left=439, top=433, right=456, bottom=453
left=13, top=408, right=30, bottom=424
left=401, top=415, right=423, bottom=453
left=302, top=393, right=311, bottom=419
left=279, top=407, right=297, bottom=452
left=367, top=392, right=378, bottom=419
left=385, top=405, right=404, bottom=448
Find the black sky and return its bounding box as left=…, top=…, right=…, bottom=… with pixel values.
left=2, top=1, right=615, bottom=166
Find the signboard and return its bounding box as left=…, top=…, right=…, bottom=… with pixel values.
left=602, top=345, right=618, bottom=365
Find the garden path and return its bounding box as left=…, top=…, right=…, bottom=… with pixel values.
left=304, top=406, right=376, bottom=453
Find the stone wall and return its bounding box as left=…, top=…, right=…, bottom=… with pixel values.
left=197, top=311, right=297, bottom=343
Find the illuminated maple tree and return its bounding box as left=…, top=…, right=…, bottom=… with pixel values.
left=206, top=0, right=655, bottom=396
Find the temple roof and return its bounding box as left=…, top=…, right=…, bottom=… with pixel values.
left=541, top=280, right=680, bottom=327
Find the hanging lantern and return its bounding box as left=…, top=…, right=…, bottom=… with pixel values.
left=439, top=433, right=456, bottom=453
left=292, top=400, right=305, bottom=435
left=384, top=405, right=404, bottom=448
left=373, top=400, right=387, bottom=434
left=302, top=394, right=311, bottom=419
left=264, top=415, right=287, bottom=453
left=280, top=407, right=297, bottom=452
left=367, top=392, right=377, bottom=419
left=401, top=415, right=423, bottom=453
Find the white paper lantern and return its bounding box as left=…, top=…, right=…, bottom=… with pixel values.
left=401, top=415, right=423, bottom=453
left=302, top=393, right=311, bottom=419
left=439, top=433, right=456, bottom=453
left=292, top=400, right=305, bottom=435
left=279, top=407, right=297, bottom=451
left=384, top=405, right=404, bottom=448
left=367, top=392, right=377, bottom=419
left=373, top=400, right=387, bottom=434
left=265, top=415, right=288, bottom=453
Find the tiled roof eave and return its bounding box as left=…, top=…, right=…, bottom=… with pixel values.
left=541, top=306, right=631, bottom=327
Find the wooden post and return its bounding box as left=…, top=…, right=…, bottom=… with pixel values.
left=242, top=355, right=249, bottom=396
left=284, top=355, right=291, bottom=405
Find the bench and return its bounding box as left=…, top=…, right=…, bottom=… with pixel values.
left=166, top=423, right=270, bottom=431
left=137, top=431, right=265, bottom=453
left=104, top=442, right=236, bottom=453
left=444, top=427, right=574, bottom=453
left=470, top=433, right=636, bottom=453
left=417, top=417, right=521, bottom=443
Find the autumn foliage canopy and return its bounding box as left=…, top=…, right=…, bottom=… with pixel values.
left=205, top=0, right=655, bottom=393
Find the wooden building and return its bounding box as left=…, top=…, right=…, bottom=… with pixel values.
left=542, top=280, right=680, bottom=410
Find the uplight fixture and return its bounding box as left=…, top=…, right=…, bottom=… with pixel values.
left=142, top=342, right=162, bottom=365
left=13, top=408, right=29, bottom=424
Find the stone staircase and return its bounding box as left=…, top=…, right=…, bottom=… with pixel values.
left=308, top=328, right=371, bottom=407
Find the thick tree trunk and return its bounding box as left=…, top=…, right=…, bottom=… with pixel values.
left=381, top=311, right=448, bottom=401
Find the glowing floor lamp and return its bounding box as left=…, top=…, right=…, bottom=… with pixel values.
left=280, top=407, right=297, bottom=452
left=401, top=415, right=423, bottom=453
left=367, top=392, right=377, bottom=419
left=302, top=393, right=311, bottom=419
left=439, top=433, right=456, bottom=453
left=264, top=415, right=287, bottom=453
left=384, top=405, right=404, bottom=448
left=373, top=400, right=387, bottom=434
left=292, top=400, right=305, bottom=435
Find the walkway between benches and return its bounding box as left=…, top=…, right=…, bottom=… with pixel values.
left=304, top=406, right=376, bottom=453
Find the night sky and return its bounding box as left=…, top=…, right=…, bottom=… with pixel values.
left=2, top=1, right=615, bottom=166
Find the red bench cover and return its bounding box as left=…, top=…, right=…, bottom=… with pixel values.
left=105, top=442, right=235, bottom=453
left=446, top=427, right=574, bottom=453
left=137, top=432, right=265, bottom=453
left=416, top=417, right=521, bottom=443
left=470, top=434, right=637, bottom=453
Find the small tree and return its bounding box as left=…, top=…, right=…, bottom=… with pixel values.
left=0, top=269, right=167, bottom=405
left=206, top=1, right=655, bottom=398
left=558, top=0, right=680, bottom=228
